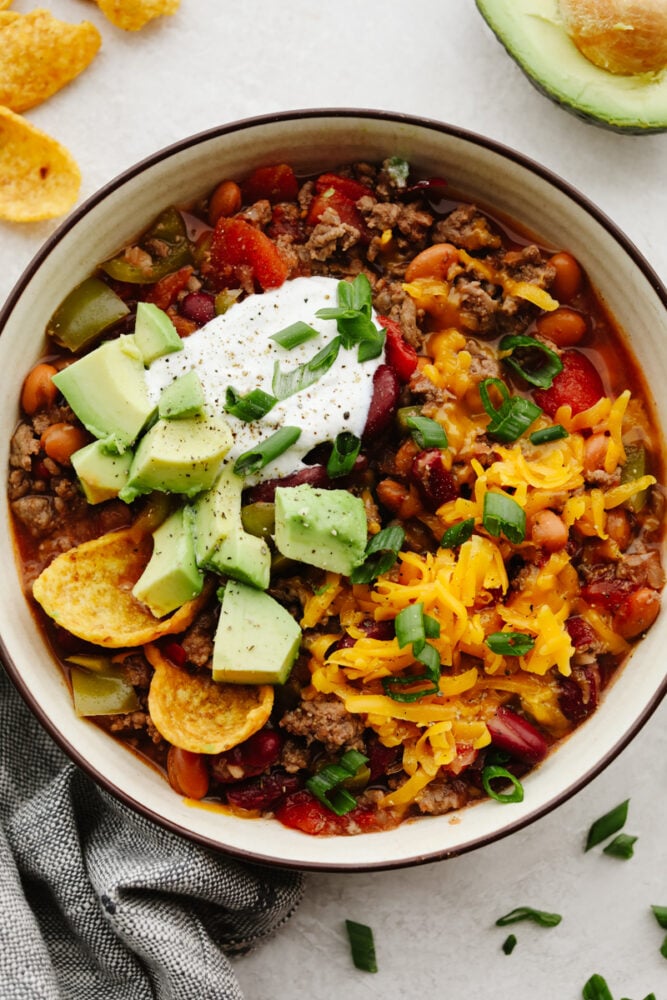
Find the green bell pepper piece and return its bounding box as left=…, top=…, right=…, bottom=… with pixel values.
left=47, top=277, right=130, bottom=352
left=70, top=664, right=139, bottom=717
left=100, top=207, right=194, bottom=284
left=621, top=443, right=648, bottom=512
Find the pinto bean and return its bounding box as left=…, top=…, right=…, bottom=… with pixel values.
left=208, top=180, right=242, bottom=225
left=606, top=508, right=632, bottom=551
left=529, top=509, right=569, bottom=552
left=612, top=587, right=661, bottom=639
left=548, top=251, right=583, bottom=303
left=21, top=363, right=58, bottom=415
left=583, top=432, right=609, bottom=476
left=167, top=747, right=209, bottom=799
left=536, top=307, right=587, bottom=347
left=40, top=422, right=88, bottom=465
left=404, top=243, right=459, bottom=282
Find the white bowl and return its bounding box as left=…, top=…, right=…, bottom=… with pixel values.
left=1, top=110, right=665, bottom=871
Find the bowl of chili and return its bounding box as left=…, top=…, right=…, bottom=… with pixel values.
left=1, top=109, right=665, bottom=871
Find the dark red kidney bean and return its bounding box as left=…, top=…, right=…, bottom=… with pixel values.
left=180, top=291, right=216, bottom=326
left=211, top=728, right=283, bottom=784
left=363, top=364, right=400, bottom=441
left=225, top=771, right=303, bottom=812
left=410, top=448, right=458, bottom=511
left=580, top=576, right=635, bottom=614
left=366, top=740, right=400, bottom=781
left=486, top=706, right=548, bottom=764
left=558, top=665, right=600, bottom=723
left=327, top=618, right=396, bottom=655
left=244, top=464, right=331, bottom=504
left=565, top=616, right=597, bottom=650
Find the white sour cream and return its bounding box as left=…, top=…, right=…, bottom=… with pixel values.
left=145, top=276, right=384, bottom=483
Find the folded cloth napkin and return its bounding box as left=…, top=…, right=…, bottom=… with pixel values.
left=0, top=667, right=304, bottom=1000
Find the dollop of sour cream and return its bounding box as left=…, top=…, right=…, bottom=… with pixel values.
left=145, top=276, right=384, bottom=482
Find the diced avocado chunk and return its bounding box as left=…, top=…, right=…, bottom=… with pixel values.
left=158, top=370, right=206, bottom=420
left=206, top=527, right=271, bottom=590
left=212, top=581, right=301, bottom=684
left=274, top=484, right=367, bottom=575
left=476, top=0, right=667, bottom=134
left=190, top=464, right=243, bottom=565
left=52, top=335, right=154, bottom=454
left=119, top=412, right=232, bottom=502
left=47, top=276, right=130, bottom=352
left=71, top=665, right=139, bottom=717
left=134, top=302, right=183, bottom=364
left=132, top=507, right=204, bottom=618
left=71, top=439, right=133, bottom=504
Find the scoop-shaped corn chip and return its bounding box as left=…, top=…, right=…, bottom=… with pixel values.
left=0, top=1, right=14, bottom=11
left=0, top=9, right=101, bottom=114
left=95, top=0, right=180, bottom=31
left=32, top=527, right=212, bottom=646
left=0, top=107, right=81, bottom=222
left=146, top=645, right=274, bottom=754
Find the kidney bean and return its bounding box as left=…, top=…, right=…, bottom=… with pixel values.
left=225, top=772, right=303, bottom=812
left=210, top=728, right=283, bottom=784
left=362, top=364, right=400, bottom=440
left=167, top=747, right=210, bottom=800
left=180, top=291, right=216, bottom=326
left=244, top=464, right=331, bottom=504
left=410, top=449, right=458, bottom=511
left=328, top=618, right=396, bottom=654
left=486, top=706, right=548, bottom=764
left=366, top=739, right=400, bottom=781
left=612, top=587, right=661, bottom=639
left=558, top=665, right=600, bottom=723
left=565, top=616, right=597, bottom=650
left=581, top=576, right=635, bottom=613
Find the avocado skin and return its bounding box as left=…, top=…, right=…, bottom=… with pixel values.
left=476, top=0, right=667, bottom=134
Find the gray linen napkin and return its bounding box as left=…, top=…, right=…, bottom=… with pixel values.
left=0, top=667, right=304, bottom=1000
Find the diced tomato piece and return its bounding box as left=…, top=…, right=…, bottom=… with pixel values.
left=240, top=163, right=299, bottom=205
left=378, top=314, right=418, bottom=381
left=143, top=266, right=194, bottom=309
left=162, top=641, right=187, bottom=667
left=581, top=577, right=636, bottom=613
left=533, top=349, right=605, bottom=416
left=210, top=217, right=288, bottom=291
left=314, top=172, right=371, bottom=203
left=274, top=790, right=342, bottom=835
left=306, top=188, right=369, bottom=240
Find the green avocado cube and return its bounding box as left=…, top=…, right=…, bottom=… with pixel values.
left=132, top=507, right=204, bottom=618
left=134, top=302, right=183, bottom=364
left=71, top=439, right=133, bottom=504
left=158, top=370, right=206, bottom=420
left=190, top=464, right=244, bottom=565
left=274, top=484, right=367, bottom=575
left=52, top=335, right=154, bottom=454
left=212, top=581, right=301, bottom=685
left=206, top=527, right=271, bottom=590
left=119, top=413, right=233, bottom=502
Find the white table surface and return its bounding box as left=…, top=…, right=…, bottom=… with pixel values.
left=2, top=2, right=666, bottom=998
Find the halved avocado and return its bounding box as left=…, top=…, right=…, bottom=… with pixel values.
left=476, top=0, right=667, bottom=134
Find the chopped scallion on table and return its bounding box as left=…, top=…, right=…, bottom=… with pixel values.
left=344, top=919, right=377, bottom=973
left=582, top=974, right=614, bottom=1000
left=502, top=934, right=517, bottom=955
left=585, top=799, right=630, bottom=851
left=496, top=906, right=562, bottom=927
left=602, top=833, right=637, bottom=859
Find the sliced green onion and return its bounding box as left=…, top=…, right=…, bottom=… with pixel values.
left=660, top=936, right=667, bottom=960
left=386, top=155, right=410, bottom=188
left=306, top=750, right=369, bottom=815
left=349, top=525, right=405, bottom=585
left=345, top=919, right=378, bottom=973
left=602, top=832, right=637, bottom=859
left=405, top=414, right=448, bottom=449
left=316, top=273, right=373, bottom=322
left=233, top=426, right=301, bottom=477
left=502, top=934, right=517, bottom=955
left=272, top=336, right=341, bottom=400
left=496, top=907, right=562, bottom=928
left=530, top=424, right=568, bottom=445
left=395, top=602, right=426, bottom=649
left=357, top=324, right=386, bottom=363
left=270, top=321, right=320, bottom=349
left=224, top=386, right=277, bottom=422
left=315, top=275, right=385, bottom=362
left=423, top=614, right=440, bottom=640
left=585, top=799, right=629, bottom=851
left=381, top=676, right=439, bottom=702
left=479, top=378, right=542, bottom=442
left=486, top=631, right=535, bottom=657
left=498, top=334, right=563, bottom=389
left=651, top=905, right=667, bottom=929
left=483, top=766, right=525, bottom=804
left=483, top=491, right=526, bottom=544
left=326, top=432, right=361, bottom=478
left=582, top=974, right=614, bottom=1000
left=414, top=641, right=441, bottom=681
left=440, top=518, right=475, bottom=549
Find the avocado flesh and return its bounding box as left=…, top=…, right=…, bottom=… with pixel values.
left=476, top=0, right=667, bottom=133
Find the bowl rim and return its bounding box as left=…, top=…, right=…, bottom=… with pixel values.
left=1, top=107, right=666, bottom=872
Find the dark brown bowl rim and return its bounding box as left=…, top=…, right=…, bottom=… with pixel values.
left=1, top=107, right=666, bottom=872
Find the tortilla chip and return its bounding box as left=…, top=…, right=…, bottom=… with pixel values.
left=0, top=11, right=19, bottom=23
left=0, top=107, right=81, bottom=222
left=0, top=1, right=14, bottom=10
left=95, top=0, right=180, bottom=31
left=0, top=10, right=101, bottom=114
left=146, top=645, right=274, bottom=754
left=32, top=527, right=212, bottom=646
